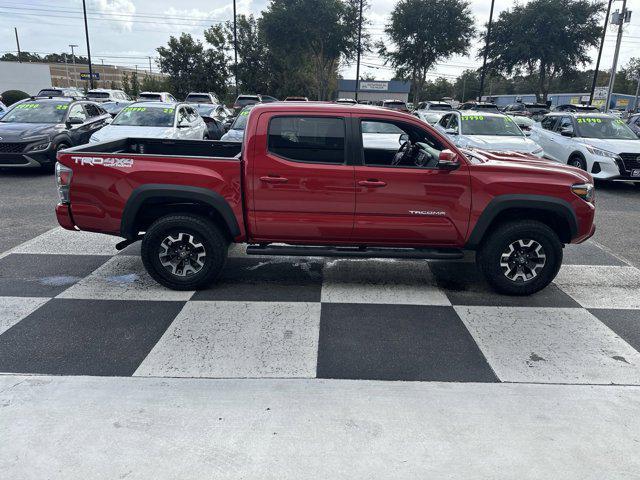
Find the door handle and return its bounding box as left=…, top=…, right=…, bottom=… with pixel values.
left=358, top=179, right=387, bottom=187
left=260, top=175, right=289, bottom=184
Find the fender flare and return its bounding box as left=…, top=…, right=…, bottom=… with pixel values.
left=465, top=194, right=578, bottom=248
left=120, top=184, right=240, bottom=239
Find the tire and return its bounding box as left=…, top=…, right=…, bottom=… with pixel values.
left=477, top=220, right=563, bottom=295
left=568, top=155, right=587, bottom=171
left=42, top=142, right=69, bottom=172
left=141, top=214, right=229, bottom=290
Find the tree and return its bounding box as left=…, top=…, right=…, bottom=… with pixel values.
left=379, top=0, right=474, bottom=103
left=121, top=72, right=131, bottom=96
left=130, top=71, right=140, bottom=98
left=481, top=0, right=603, bottom=102
left=261, top=0, right=367, bottom=100
left=157, top=32, right=229, bottom=100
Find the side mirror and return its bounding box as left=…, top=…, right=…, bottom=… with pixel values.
left=560, top=128, right=574, bottom=137
left=437, top=149, right=460, bottom=170
left=399, top=133, right=409, bottom=145
left=177, top=119, right=190, bottom=128
left=66, top=117, right=83, bottom=128
left=444, top=128, right=458, bottom=135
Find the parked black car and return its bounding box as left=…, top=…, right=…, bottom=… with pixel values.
left=503, top=102, right=549, bottom=121
left=0, top=97, right=110, bottom=170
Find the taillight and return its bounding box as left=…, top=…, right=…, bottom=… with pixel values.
left=55, top=162, right=73, bottom=203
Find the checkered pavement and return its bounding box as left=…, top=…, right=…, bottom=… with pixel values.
left=1, top=227, right=640, bottom=384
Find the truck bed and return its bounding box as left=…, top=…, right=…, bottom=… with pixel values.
left=57, top=137, right=245, bottom=239
left=64, top=137, right=242, bottom=159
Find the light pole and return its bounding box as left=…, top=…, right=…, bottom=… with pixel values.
left=233, top=0, right=238, bottom=97
left=605, top=0, right=629, bottom=113
left=63, top=53, right=70, bottom=87
left=14, top=27, right=22, bottom=63
left=478, top=0, right=495, bottom=101
left=354, top=0, right=364, bottom=102
left=82, top=0, right=95, bottom=89
left=69, top=44, right=79, bottom=87
left=589, top=0, right=613, bottom=105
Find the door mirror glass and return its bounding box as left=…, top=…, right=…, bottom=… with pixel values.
left=444, top=128, right=458, bottom=135
left=66, top=117, right=84, bottom=127
left=560, top=128, right=574, bottom=137
left=437, top=149, right=460, bottom=170
left=399, top=133, right=409, bottom=145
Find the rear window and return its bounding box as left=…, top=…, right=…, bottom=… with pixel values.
left=186, top=94, right=211, bottom=103
left=384, top=101, right=406, bottom=107
left=430, top=103, right=452, bottom=111
left=268, top=116, right=345, bottom=164
left=139, top=93, right=162, bottom=101
left=236, top=96, right=260, bottom=107
left=87, top=92, right=110, bottom=99
left=37, top=89, right=63, bottom=97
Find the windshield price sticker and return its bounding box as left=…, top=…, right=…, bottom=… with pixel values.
left=576, top=118, right=602, bottom=124
left=240, top=110, right=250, bottom=116
left=162, top=108, right=174, bottom=114
left=123, top=107, right=147, bottom=112
left=15, top=103, right=41, bottom=109
left=55, top=105, right=69, bottom=110
left=462, top=115, right=484, bottom=121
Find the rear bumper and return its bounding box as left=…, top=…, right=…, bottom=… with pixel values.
left=55, top=203, right=76, bottom=230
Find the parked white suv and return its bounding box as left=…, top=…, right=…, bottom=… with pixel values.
left=89, top=102, right=207, bottom=143
left=185, top=92, right=220, bottom=104
left=87, top=89, right=130, bottom=103
left=436, top=110, right=544, bottom=156
left=530, top=112, right=640, bottom=182
left=138, top=91, right=178, bottom=103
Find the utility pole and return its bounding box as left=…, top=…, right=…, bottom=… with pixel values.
left=82, top=0, right=95, bottom=89
left=64, top=53, right=70, bottom=87
left=634, top=75, right=640, bottom=112
left=69, top=44, right=79, bottom=87
left=354, top=0, right=364, bottom=102
left=605, top=0, right=630, bottom=113
left=478, top=0, right=495, bottom=101
left=148, top=56, right=152, bottom=74
left=233, top=0, right=238, bottom=97
left=14, top=27, right=22, bottom=63
left=589, top=0, right=613, bottom=104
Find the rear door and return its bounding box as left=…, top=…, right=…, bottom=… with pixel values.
left=250, top=112, right=355, bottom=242
left=352, top=114, right=471, bottom=246
left=531, top=115, right=559, bottom=160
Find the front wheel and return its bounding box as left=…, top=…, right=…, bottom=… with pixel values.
left=477, top=220, right=563, bottom=295
left=141, top=214, right=229, bottom=290
left=568, top=155, right=587, bottom=171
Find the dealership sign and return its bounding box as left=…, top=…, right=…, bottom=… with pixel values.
left=593, top=86, right=608, bottom=100
left=79, top=72, right=100, bottom=80
left=359, top=81, right=388, bottom=91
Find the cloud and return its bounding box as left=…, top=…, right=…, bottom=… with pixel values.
left=89, top=0, right=136, bottom=32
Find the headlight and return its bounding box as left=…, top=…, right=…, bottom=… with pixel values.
left=28, top=142, right=51, bottom=152
left=571, top=183, right=595, bottom=203
left=584, top=145, right=620, bottom=160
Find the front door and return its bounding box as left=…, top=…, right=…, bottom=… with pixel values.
left=250, top=112, right=355, bottom=242
left=352, top=115, right=471, bottom=246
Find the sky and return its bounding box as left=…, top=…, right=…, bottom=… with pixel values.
left=1, top=0, right=639, bottom=85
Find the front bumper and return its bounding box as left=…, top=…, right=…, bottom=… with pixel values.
left=0, top=146, right=53, bottom=168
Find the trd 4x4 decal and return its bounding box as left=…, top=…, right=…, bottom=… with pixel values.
left=71, top=156, right=134, bottom=168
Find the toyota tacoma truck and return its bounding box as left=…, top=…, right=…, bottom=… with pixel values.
left=55, top=103, right=596, bottom=295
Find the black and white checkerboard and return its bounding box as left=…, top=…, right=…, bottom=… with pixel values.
left=1, top=227, right=639, bottom=384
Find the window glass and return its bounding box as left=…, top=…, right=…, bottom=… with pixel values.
left=575, top=117, right=637, bottom=140
left=460, top=114, right=522, bottom=136
left=68, top=104, right=87, bottom=122
left=84, top=104, right=100, bottom=118
left=556, top=116, right=573, bottom=133
left=541, top=116, right=558, bottom=130
left=187, top=107, right=199, bottom=122
left=112, top=106, right=175, bottom=127
left=268, top=116, right=345, bottom=164
left=360, top=119, right=445, bottom=169
left=438, top=114, right=450, bottom=128
left=448, top=115, right=459, bottom=133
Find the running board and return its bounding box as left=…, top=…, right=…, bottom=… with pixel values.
left=245, top=244, right=464, bottom=260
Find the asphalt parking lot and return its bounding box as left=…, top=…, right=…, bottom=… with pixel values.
left=1, top=170, right=640, bottom=478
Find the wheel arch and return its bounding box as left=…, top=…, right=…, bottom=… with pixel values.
left=120, top=184, right=241, bottom=241
left=466, top=194, right=578, bottom=248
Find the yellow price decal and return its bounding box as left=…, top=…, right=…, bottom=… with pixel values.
left=124, top=107, right=147, bottom=112
left=461, top=115, right=484, bottom=121
left=162, top=108, right=174, bottom=114
left=576, top=118, right=602, bottom=124
left=55, top=105, right=69, bottom=110
left=16, top=103, right=41, bottom=109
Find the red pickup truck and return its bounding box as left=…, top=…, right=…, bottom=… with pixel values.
left=55, top=103, right=595, bottom=295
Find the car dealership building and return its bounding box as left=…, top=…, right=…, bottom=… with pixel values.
left=337, top=79, right=411, bottom=103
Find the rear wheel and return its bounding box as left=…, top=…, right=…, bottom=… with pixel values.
left=141, top=214, right=228, bottom=290
left=477, top=220, right=563, bottom=295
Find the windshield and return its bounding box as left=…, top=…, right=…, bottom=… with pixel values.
left=461, top=115, right=523, bottom=136
left=186, top=94, right=211, bottom=103
left=112, top=106, right=175, bottom=127
left=0, top=102, right=69, bottom=123
left=575, top=117, right=637, bottom=140
left=88, top=92, right=110, bottom=99
left=231, top=108, right=252, bottom=129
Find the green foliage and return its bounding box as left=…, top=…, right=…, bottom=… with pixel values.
left=379, top=0, right=475, bottom=103
left=0, top=51, right=88, bottom=64
left=130, top=71, right=140, bottom=98
left=121, top=72, right=131, bottom=97
left=481, top=0, right=603, bottom=101
left=1, top=90, right=30, bottom=106
left=261, top=0, right=368, bottom=100
left=157, top=32, right=229, bottom=100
